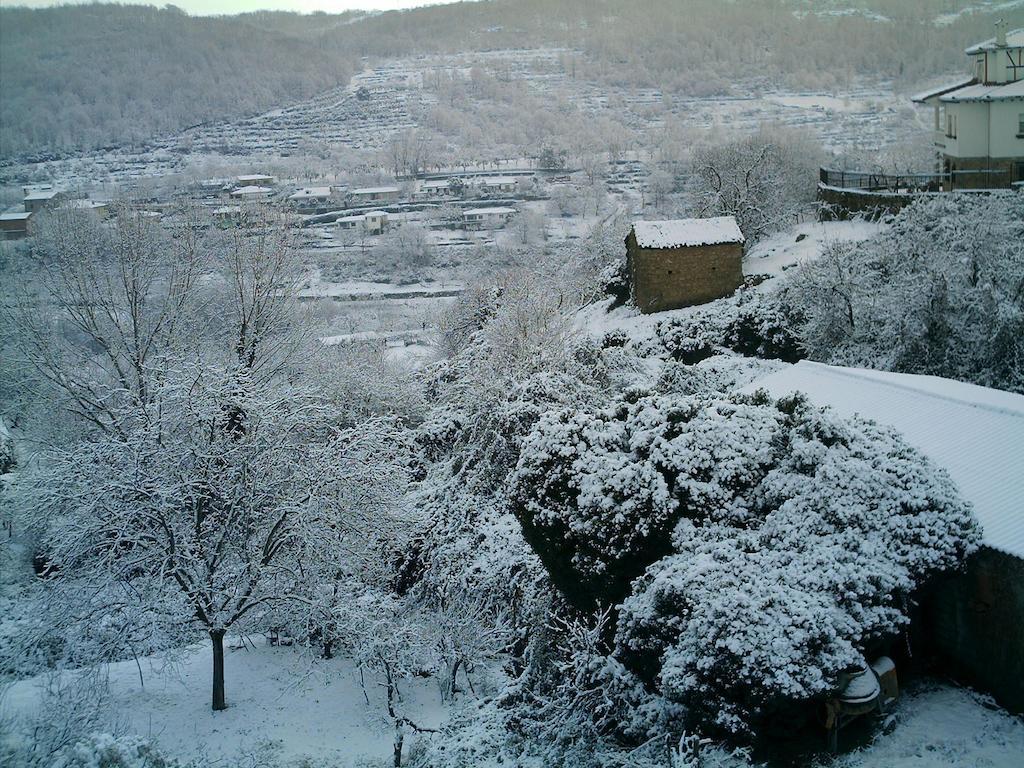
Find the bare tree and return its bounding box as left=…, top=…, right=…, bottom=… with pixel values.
left=7, top=204, right=408, bottom=711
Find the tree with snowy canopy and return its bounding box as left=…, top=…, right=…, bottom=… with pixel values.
left=5, top=205, right=408, bottom=712
left=510, top=391, right=979, bottom=738
left=781, top=191, right=1024, bottom=394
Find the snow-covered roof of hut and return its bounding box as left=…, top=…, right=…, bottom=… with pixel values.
left=742, top=361, right=1024, bottom=560
left=237, top=174, right=275, bottom=183
left=0, top=210, right=32, bottom=221
left=631, top=217, right=744, bottom=249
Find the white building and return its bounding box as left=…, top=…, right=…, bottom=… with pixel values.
left=336, top=210, right=389, bottom=235
left=288, top=187, right=335, bottom=206
left=478, top=176, right=518, bottom=195
left=415, top=179, right=453, bottom=199
left=913, top=23, right=1024, bottom=189
left=463, top=206, right=516, bottom=230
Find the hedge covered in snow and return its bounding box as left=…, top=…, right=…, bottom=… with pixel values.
left=510, top=391, right=980, bottom=737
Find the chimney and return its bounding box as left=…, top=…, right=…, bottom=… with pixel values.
left=996, top=19, right=1007, bottom=47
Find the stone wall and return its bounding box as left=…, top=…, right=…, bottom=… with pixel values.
left=626, top=232, right=743, bottom=313
left=817, top=184, right=917, bottom=221
left=946, top=155, right=1021, bottom=190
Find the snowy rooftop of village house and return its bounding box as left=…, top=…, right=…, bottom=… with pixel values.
left=742, top=361, right=1024, bottom=559
left=231, top=185, right=273, bottom=196
left=288, top=186, right=332, bottom=199
left=965, top=27, right=1024, bottom=53
left=911, top=76, right=976, bottom=103
left=0, top=210, right=32, bottom=221
left=237, top=174, right=275, bottom=183
left=939, top=78, right=1024, bottom=102
left=632, top=216, right=745, bottom=249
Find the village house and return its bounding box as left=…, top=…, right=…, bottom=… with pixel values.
left=287, top=186, right=335, bottom=208
left=913, top=22, right=1024, bottom=189
left=744, top=361, right=1024, bottom=715
left=625, top=217, right=744, bottom=313
left=212, top=205, right=243, bottom=224
left=348, top=185, right=401, bottom=204
left=415, top=179, right=453, bottom=199
left=477, top=176, right=517, bottom=195
left=462, top=206, right=515, bottom=230
left=236, top=174, right=276, bottom=187
left=22, top=186, right=64, bottom=214
left=0, top=210, right=32, bottom=239
left=336, top=210, right=389, bottom=235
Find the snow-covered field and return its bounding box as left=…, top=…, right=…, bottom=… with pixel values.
left=2, top=638, right=444, bottom=767
left=3, top=640, right=1022, bottom=767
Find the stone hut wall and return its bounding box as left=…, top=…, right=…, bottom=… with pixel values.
left=626, top=231, right=743, bottom=313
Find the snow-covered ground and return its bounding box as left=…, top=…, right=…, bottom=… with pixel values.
left=2, top=638, right=444, bottom=767
left=3, top=640, right=1021, bottom=767
left=834, top=684, right=1024, bottom=768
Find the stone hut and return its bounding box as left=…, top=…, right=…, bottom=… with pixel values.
left=626, top=217, right=744, bottom=313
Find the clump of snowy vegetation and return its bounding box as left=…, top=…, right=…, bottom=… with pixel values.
left=782, top=192, right=1024, bottom=393
left=511, top=390, right=980, bottom=739
left=655, top=284, right=805, bottom=364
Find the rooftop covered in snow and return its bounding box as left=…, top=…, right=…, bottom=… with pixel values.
left=965, top=27, right=1024, bottom=54
left=631, top=216, right=744, bottom=249
left=939, top=79, right=1024, bottom=103
left=742, top=361, right=1024, bottom=560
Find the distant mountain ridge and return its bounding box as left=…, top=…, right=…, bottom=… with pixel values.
left=0, top=0, right=1012, bottom=159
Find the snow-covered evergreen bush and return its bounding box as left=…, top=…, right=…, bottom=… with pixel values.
left=657, top=288, right=804, bottom=365
left=511, top=391, right=980, bottom=738
left=782, top=192, right=1024, bottom=393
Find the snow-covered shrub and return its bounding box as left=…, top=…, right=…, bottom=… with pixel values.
left=657, top=289, right=804, bottom=365
left=64, top=733, right=185, bottom=768
left=0, top=416, right=14, bottom=474
left=782, top=192, right=1024, bottom=393
left=511, top=391, right=979, bottom=738
left=599, top=259, right=630, bottom=310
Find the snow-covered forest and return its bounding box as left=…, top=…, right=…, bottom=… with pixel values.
left=2, top=1, right=1024, bottom=767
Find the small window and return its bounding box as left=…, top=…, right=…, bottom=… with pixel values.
left=1018, top=113, right=1024, bottom=136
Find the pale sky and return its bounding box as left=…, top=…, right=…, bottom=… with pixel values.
left=0, top=0, right=465, bottom=14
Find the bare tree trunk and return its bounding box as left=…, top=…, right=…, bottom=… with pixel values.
left=211, top=629, right=227, bottom=711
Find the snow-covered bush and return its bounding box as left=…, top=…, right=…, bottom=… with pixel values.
left=656, top=288, right=804, bottom=365
left=511, top=391, right=980, bottom=738
left=781, top=192, right=1024, bottom=393
left=64, top=733, right=185, bottom=768
left=0, top=416, right=14, bottom=474
left=599, top=259, right=630, bottom=310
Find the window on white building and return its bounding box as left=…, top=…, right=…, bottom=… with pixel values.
left=1018, top=113, right=1024, bottom=136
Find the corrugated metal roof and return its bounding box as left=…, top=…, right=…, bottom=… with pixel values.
left=742, top=361, right=1024, bottom=559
